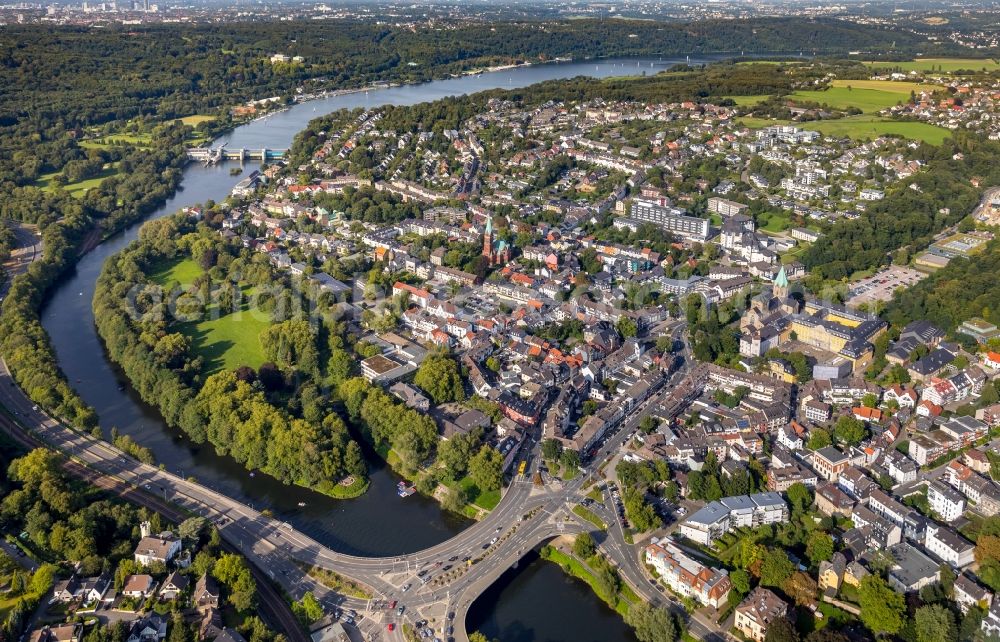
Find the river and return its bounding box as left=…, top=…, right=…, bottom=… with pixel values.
left=41, top=54, right=732, bottom=639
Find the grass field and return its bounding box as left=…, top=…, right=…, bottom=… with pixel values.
left=790, top=86, right=903, bottom=113
left=864, top=57, right=1000, bottom=73
left=178, top=114, right=217, bottom=126
left=723, top=95, right=770, bottom=106
left=33, top=162, right=122, bottom=197
left=801, top=116, right=949, bottom=144
left=149, top=257, right=203, bottom=286
left=150, top=258, right=270, bottom=374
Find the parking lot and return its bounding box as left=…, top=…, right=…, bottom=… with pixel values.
left=846, top=266, right=927, bottom=308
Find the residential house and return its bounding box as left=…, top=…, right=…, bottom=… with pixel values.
left=194, top=574, right=221, bottom=609
left=134, top=532, right=182, bottom=566
left=122, top=574, right=157, bottom=600
left=954, top=573, right=992, bottom=614
left=734, top=587, right=789, bottom=642
left=159, top=571, right=189, bottom=601
left=644, top=538, right=732, bottom=608
left=29, top=625, right=82, bottom=642
left=812, top=446, right=850, bottom=481
left=126, top=615, right=167, bottom=642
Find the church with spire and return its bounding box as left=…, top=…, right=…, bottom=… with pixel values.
left=482, top=214, right=510, bottom=267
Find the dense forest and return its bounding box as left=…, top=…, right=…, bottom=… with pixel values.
left=92, top=214, right=368, bottom=496
left=801, top=133, right=998, bottom=282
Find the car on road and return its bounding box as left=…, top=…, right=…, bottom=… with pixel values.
left=481, top=543, right=489, bottom=550
left=388, top=600, right=397, bottom=609
left=401, top=583, right=411, bottom=592
left=442, top=564, right=452, bottom=571
left=417, top=569, right=428, bottom=577
left=387, top=624, right=395, bottom=632
left=448, top=555, right=458, bottom=562
left=397, top=606, right=405, bottom=616
left=490, top=537, right=498, bottom=545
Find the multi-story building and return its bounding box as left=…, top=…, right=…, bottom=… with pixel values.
left=679, top=493, right=788, bottom=545
left=811, top=446, right=850, bottom=481
left=644, top=538, right=732, bottom=608
left=734, top=587, right=788, bottom=642
left=707, top=196, right=748, bottom=218
left=928, top=480, right=966, bottom=522
left=924, top=524, right=975, bottom=568
left=629, top=199, right=710, bottom=241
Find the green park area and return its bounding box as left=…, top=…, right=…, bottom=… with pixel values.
left=864, top=57, right=1000, bottom=73
left=790, top=79, right=930, bottom=113
left=149, top=258, right=270, bottom=374
left=33, top=162, right=121, bottom=197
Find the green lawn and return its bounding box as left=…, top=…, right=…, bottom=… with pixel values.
left=800, top=116, right=949, bottom=144
left=759, top=211, right=792, bottom=233
left=573, top=505, right=607, bottom=530
left=723, top=95, right=770, bottom=106
left=864, top=57, right=1000, bottom=73
left=149, top=258, right=203, bottom=287
left=457, top=476, right=500, bottom=511
left=789, top=86, right=907, bottom=113
left=150, top=258, right=270, bottom=374
left=33, top=162, right=121, bottom=197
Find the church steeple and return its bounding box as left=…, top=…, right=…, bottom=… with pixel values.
left=773, top=265, right=789, bottom=299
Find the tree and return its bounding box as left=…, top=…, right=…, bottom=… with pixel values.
left=807, top=428, right=831, bottom=450
left=858, top=574, right=906, bottom=636
left=782, top=571, right=817, bottom=606
left=915, top=604, right=957, bottom=642
left=617, top=317, right=638, bottom=339
left=624, top=603, right=678, bottom=642
left=573, top=532, right=596, bottom=559
left=833, top=416, right=867, bottom=446
left=786, top=482, right=813, bottom=514
left=178, top=517, right=206, bottom=545
left=30, top=564, right=58, bottom=596
left=469, top=446, right=503, bottom=492
left=764, top=617, right=800, bottom=642
left=730, top=569, right=751, bottom=596
left=413, top=352, right=465, bottom=404
left=541, top=438, right=563, bottom=461
left=560, top=449, right=580, bottom=474
left=805, top=531, right=833, bottom=565
left=759, top=548, right=794, bottom=588
left=294, top=591, right=325, bottom=624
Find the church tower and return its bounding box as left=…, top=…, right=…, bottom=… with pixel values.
left=482, top=214, right=494, bottom=260
left=773, top=265, right=790, bottom=300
